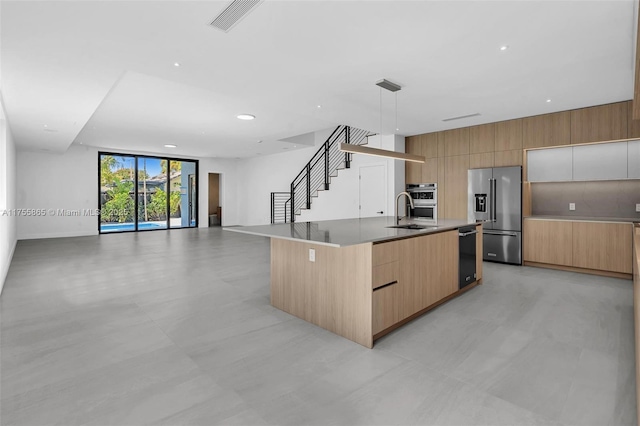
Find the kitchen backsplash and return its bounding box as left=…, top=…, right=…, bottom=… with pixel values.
left=531, top=180, right=640, bottom=219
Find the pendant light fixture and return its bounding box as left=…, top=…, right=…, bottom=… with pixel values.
left=341, top=79, right=425, bottom=163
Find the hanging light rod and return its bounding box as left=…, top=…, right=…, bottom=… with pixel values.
left=340, top=143, right=424, bottom=163
left=375, top=79, right=402, bottom=92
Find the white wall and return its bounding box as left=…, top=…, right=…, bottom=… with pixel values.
left=0, top=95, right=17, bottom=294
left=237, top=133, right=405, bottom=225
left=17, top=145, right=99, bottom=239
left=15, top=144, right=243, bottom=238
left=236, top=146, right=319, bottom=225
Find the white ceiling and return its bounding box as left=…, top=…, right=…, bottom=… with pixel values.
left=0, top=0, right=637, bottom=158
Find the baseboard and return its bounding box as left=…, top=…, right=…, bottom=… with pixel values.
left=0, top=238, right=17, bottom=296
left=18, top=230, right=98, bottom=240
left=524, top=261, right=632, bottom=280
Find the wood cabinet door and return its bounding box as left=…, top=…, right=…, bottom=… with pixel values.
left=570, top=103, right=628, bottom=144
left=398, top=230, right=458, bottom=318
left=522, top=111, right=571, bottom=149
left=523, top=219, right=573, bottom=266
left=372, top=282, right=403, bottom=335
left=572, top=222, right=633, bottom=273
left=444, top=155, right=470, bottom=220
left=495, top=119, right=523, bottom=151
left=405, top=137, right=422, bottom=184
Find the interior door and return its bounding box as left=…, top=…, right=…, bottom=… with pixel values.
left=359, top=165, right=387, bottom=218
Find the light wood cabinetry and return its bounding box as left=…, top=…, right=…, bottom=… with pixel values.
left=271, top=238, right=373, bottom=348
left=406, top=135, right=438, bottom=184
left=440, top=128, right=470, bottom=157
left=405, top=101, right=634, bottom=228
left=494, top=149, right=523, bottom=167
left=572, top=222, right=633, bottom=274
left=372, top=282, right=403, bottom=335
left=372, top=226, right=482, bottom=338
left=372, top=239, right=399, bottom=266
left=571, top=102, right=628, bottom=144
left=524, top=219, right=573, bottom=266
left=437, top=156, right=446, bottom=217
left=469, top=152, right=494, bottom=169
left=524, top=219, right=634, bottom=277
left=420, top=133, right=439, bottom=158
left=627, top=100, right=640, bottom=138
left=444, top=155, right=469, bottom=219
left=405, top=136, right=422, bottom=184
left=469, top=123, right=495, bottom=153
left=523, top=111, right=571, bottom=148
left=271, top=226, right=483, bottom=348
left=397, top=230, right=458, bottom=317
left=373, top=261, right=399, bottom=290
left=495, top=119, right=523, bottom=151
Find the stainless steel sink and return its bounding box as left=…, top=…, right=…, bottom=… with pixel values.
left=387, top=224, right=430, bottom=230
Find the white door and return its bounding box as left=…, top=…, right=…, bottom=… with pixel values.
left=359, top=165, right=387, bottom=218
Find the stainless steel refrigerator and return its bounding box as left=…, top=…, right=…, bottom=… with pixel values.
left=468, top=166, right=522, bottom=265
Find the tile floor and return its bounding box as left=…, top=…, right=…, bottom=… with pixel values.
left=0, top=227, right=636, bottom=425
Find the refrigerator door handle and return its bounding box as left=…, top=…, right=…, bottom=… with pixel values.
left=491, top=178, right=497, bottom=222
left=487, top=178, right=493, bottom=222
left=484, top=230, right=518, bottom=237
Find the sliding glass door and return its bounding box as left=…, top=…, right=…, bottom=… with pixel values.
left=137, top=157, right=167, bottom=231
left=99, top=153, right=198, bottom=233
left=169, top=160, right=197, bottom=229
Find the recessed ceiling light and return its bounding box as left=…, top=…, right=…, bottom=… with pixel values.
left=546, top=99, right=552, bottom=103
left=257, top=140, right=263, bottom=143
left=43, top=124, right=48, bottom=128
left=164, top=144, right=177, bottom=148
left=396, top=128, right=400, bottom=131
left=237, top=114, right=255, bottom=120
left=174, top=62, right=181, bottom=67
left=317, top=105, right=322, bottom=109
left=500, top=45, right=509, bottom=51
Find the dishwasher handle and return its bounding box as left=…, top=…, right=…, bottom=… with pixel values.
left=458, top=230, right=478, bottom=237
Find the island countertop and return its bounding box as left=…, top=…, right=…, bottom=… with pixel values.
left=224, top=217, right=479, bottom=247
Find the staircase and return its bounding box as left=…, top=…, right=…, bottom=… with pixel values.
left=270, top=125, right=373, bottom=223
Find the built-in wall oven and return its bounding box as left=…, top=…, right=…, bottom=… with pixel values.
left=406, top=183, right=437, bottom=221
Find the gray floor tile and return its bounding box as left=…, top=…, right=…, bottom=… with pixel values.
left=0, top=228, right=636, bottom=425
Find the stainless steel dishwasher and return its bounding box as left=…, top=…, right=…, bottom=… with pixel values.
left=458, top=226, right=477, bottom=289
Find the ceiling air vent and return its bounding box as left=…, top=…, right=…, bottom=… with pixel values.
left=210, top=0, right=264, bottom=33
left=442, top=113, right=481, bottom=122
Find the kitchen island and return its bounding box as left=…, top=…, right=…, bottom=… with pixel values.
left=226, top=217, right=483, bottom=348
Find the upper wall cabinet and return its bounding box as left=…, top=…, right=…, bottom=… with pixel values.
left=570, top=103, right=628, bottom=144
left=527, top=146, right=573, bottom=182
left=527, top=140, right=640, bottom=182
left=629, top=140, right=640, bottom=179
left=573, top=142, right=627, bottom=181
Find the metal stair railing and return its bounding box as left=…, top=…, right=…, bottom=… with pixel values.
left=270, top=125, right=371, bottom=224
left=270, top=192, right=291, bottom=224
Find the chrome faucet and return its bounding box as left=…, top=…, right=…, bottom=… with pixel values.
left=395, top=192, right=414, bottom=225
